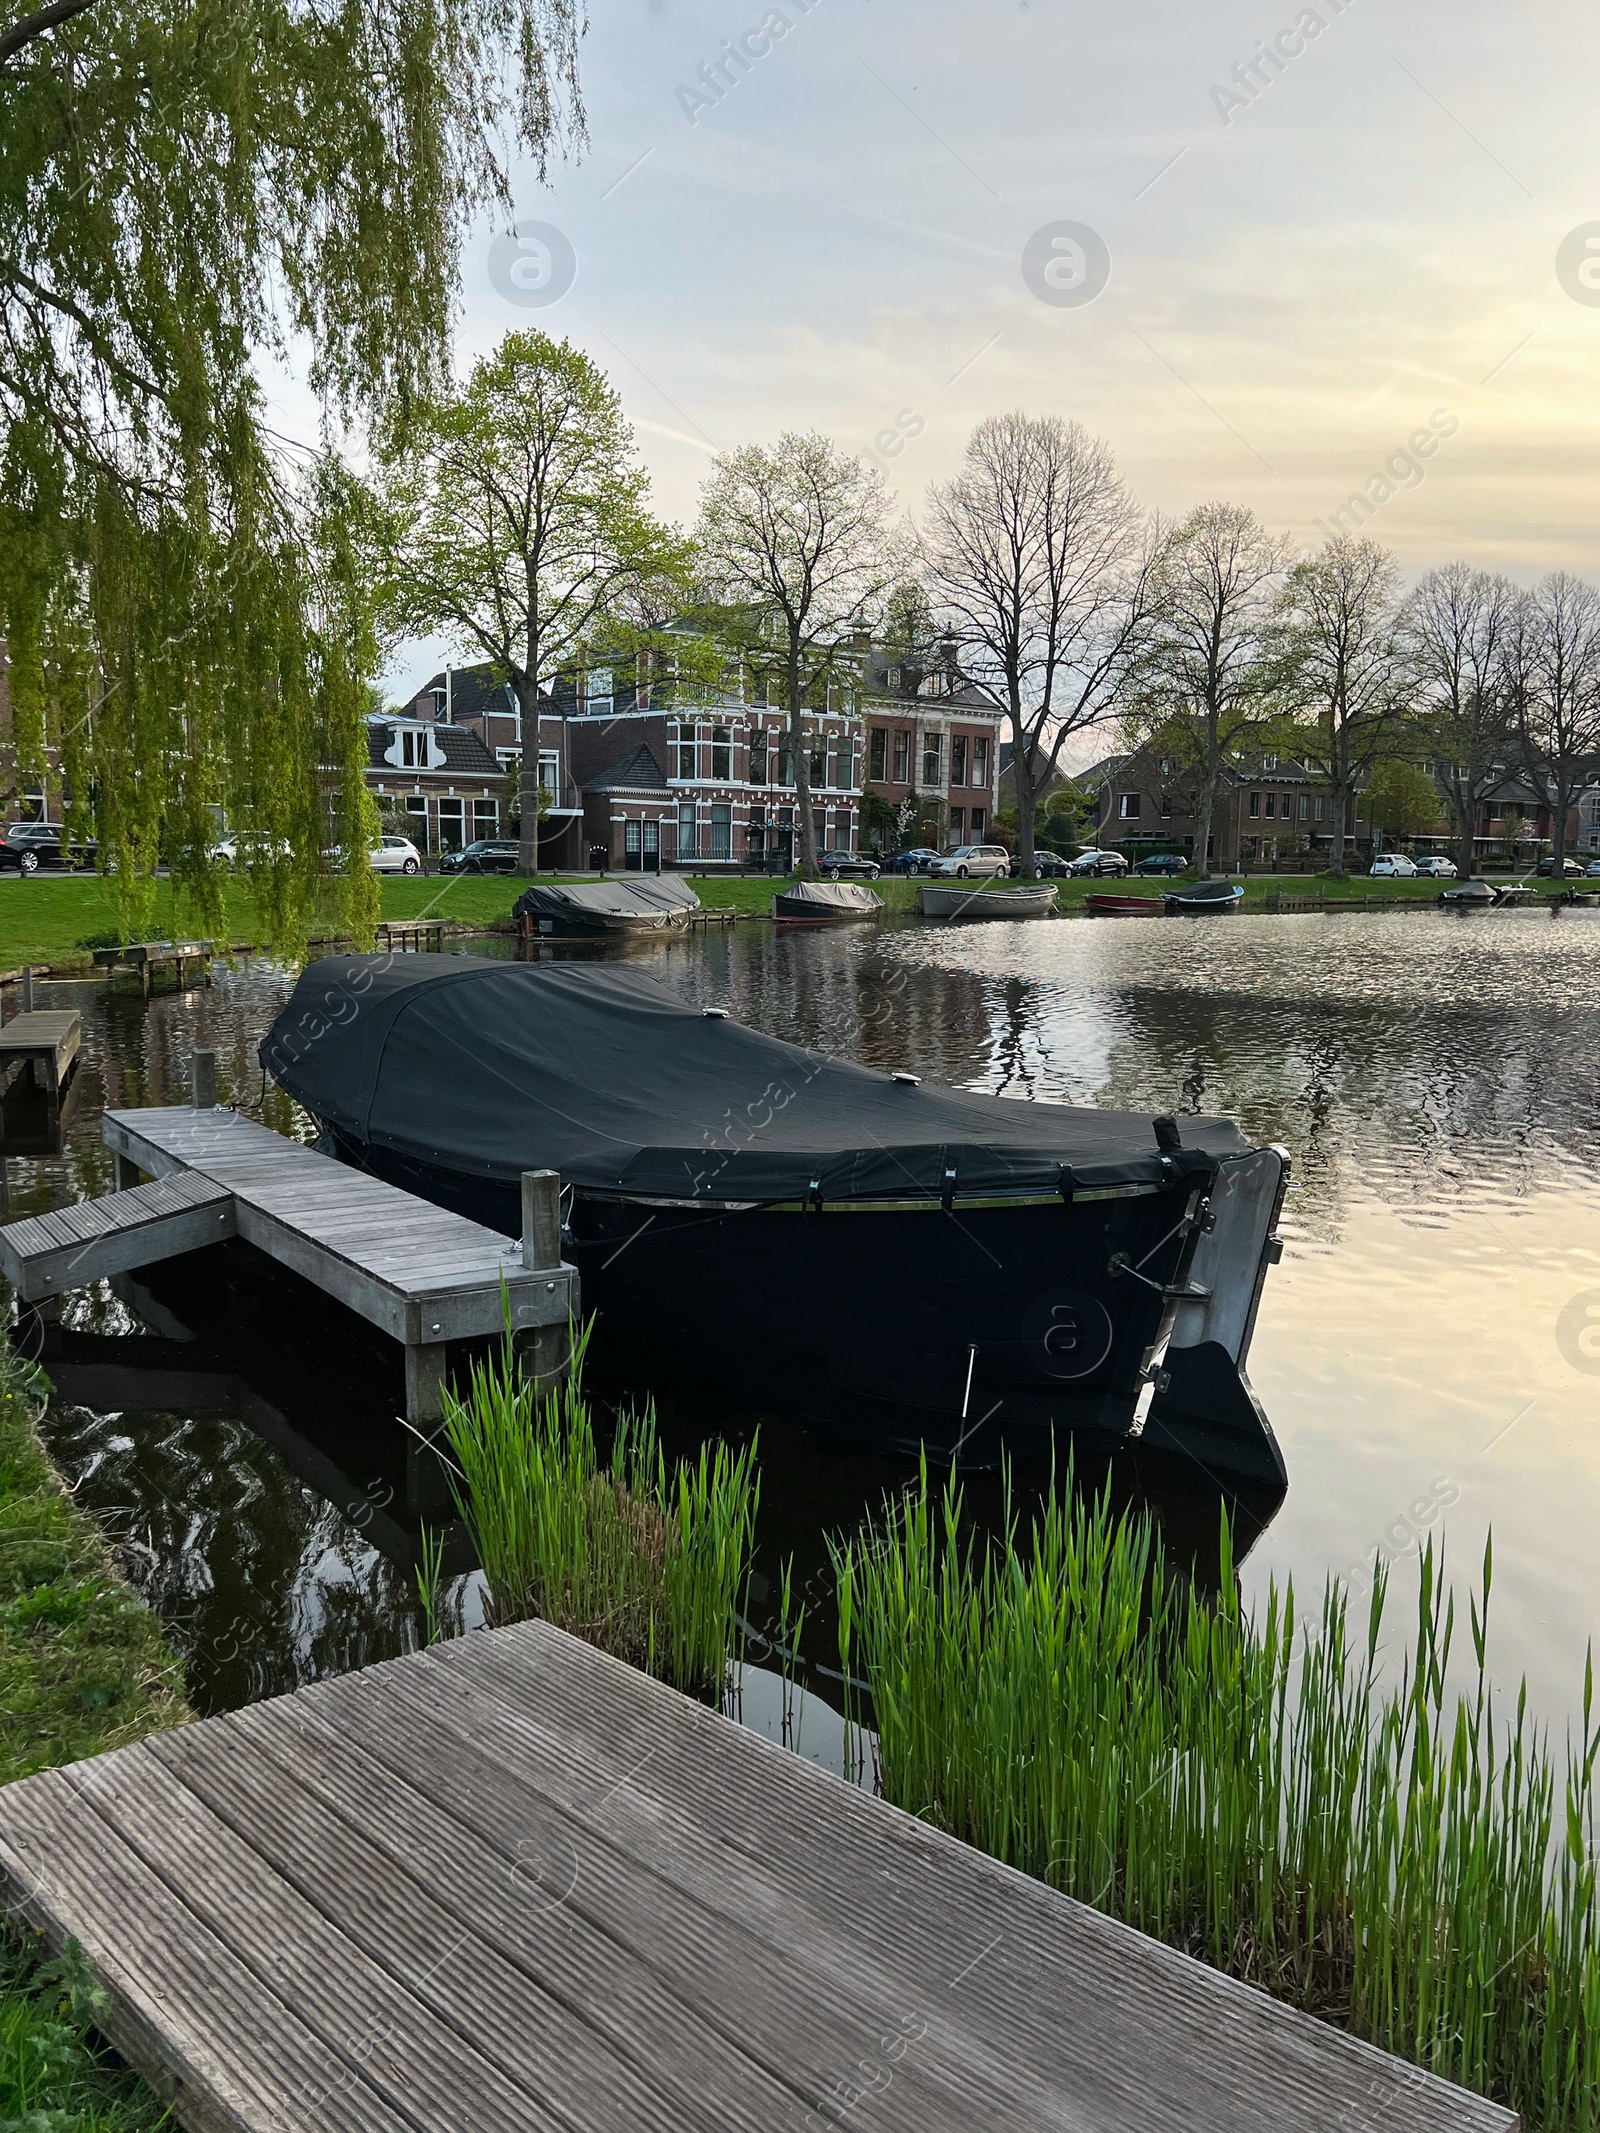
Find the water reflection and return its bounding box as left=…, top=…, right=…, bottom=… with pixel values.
left=3, top=909, right=1597, bottom=1729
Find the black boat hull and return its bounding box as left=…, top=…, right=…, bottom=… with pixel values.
left=321, top=1126, right=1287, bottom=1491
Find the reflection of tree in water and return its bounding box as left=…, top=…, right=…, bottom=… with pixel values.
left=39, top=1401, right=418, bottom=1716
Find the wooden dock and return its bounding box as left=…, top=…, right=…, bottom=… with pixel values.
left=0, top=1619, right=1514, bottom=2133
left=0, top=1007, right=81, bottom=1125
left=0, top=1061, right=577, bottom=1437
left=92, top=939, right=215, bottom=996
left=376, top=919, right=446, bottom=952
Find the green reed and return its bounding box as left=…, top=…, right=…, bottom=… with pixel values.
left=833, top=1459, right=1600, bottom=2130
left=438, top=1324, right=759, bottom=1702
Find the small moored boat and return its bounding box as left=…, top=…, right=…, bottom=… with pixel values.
left=1164, top=879, right=1245, bottom=916
left=1086, top=893, right=1164, bottom=918
left=514, top=877, right=700, bottom=939
left=917, top=882, right=1058, bottom=922
left=773, top=880, right=883, bottom=923
left=1440, top=879, right=1534, bottom=909
left=264, top=955, right=1292, bottom=1492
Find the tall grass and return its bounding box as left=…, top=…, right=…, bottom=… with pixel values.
left=834, top=1460, right=1600, bottom=2130
left=439, top=1327, right=759, bottom=1702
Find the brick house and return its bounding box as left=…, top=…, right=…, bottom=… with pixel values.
left=393, top=664, right=582, bottom=863
left=1089, top=749, right=1371, bottom=869
left=859, top=639, right=1002, bottom=851
left=1408, top=761, right=1596, bottom=865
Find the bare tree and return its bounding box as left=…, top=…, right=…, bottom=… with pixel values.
left=1402, top=563, right=1519, bottom=878
left=696, top=434, right=904, bottom=877
left=1135, top=503, right=1291, bottom=876
left=1276, top=537, right=1410, bottom=876
left=1504, top=573, right=1600, bottom=876
left=923, top=413, right=1156, bottom=880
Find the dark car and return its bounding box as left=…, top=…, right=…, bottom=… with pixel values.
left=817, top=851, right=881, bottom=880
left=1134, top=852, right=1188, bottom=876
left=1026, top=850, right=1074, bottom=878
left=884, top=847, right=943, bottom=875
left=438, top=839, right=522, bottom=876
left=0, top=821, right=96, bottom=874
left=1535, top=856, right=1585, bottom=878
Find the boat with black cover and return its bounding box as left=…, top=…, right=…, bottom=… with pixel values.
left=263, top=956, right=1291, bottom=1491
left=514, top=876, right=700, bottom=938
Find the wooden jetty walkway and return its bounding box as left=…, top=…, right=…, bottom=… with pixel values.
left=0, top=1058, right=577, bottom=1429
left=93, top=938, right=215, bottom=996
left=0, top=1620, right=1514, bottom=2133
left=0, top=1007, right=81, bottom=1128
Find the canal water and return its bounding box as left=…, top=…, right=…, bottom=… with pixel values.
left=7, top=905, right=1599, bottom=1739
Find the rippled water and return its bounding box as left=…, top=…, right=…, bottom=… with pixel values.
left=10, top=904, right=1599, bottom=1730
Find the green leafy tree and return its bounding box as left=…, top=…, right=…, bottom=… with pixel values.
left=382, top=333, right=688, bottom=876
left=696, top=432, right=904, bottom=878
left=1366, top=757, right=1439, bottom=845
left=0, top=0, right=583, bottom=936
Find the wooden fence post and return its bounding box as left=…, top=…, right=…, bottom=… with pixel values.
left=192, top=1048, right=217, bottom=1110
left=520, top=1169, right=568, bottom=1391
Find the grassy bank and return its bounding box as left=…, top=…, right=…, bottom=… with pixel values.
left=0, top=1344, right=187, bottom=2126
left=434, top=1333, right=758, bottom=1703
left=0, top=866, right=1572, bottom=969
left=834, top=1465, right=1599, bottom=2131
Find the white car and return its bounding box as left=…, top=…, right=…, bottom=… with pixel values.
left=1413, top=856, right=1457, bottom=879
left=370, top=834, right=423, bottom=875
left=1369, top=853, right=1418, bottom=878
left=207, top=835, right=295, bottom=867
left=930, top=844, right=1011, bottom=880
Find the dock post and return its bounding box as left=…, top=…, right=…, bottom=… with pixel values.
left=20, top=966, right=32, bottom=1013
left=191, top=1048, right=217, bottom=1110
left=520, top=1169, right=569, bottom=1391
left=403, top=1341, right=454, bottom=1515
left=114, top=1152, right=141, bottom=1192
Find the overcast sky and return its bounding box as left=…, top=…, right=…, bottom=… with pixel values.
left=351, top=0, right=1600, bottom=700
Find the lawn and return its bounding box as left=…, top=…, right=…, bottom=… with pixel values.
left=0, top=866, right=1570, bottom=972
left=0, top=1344, right=187, bottom=2125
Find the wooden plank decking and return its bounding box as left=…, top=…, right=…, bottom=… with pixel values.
left=100, top=1108, right=576, bottom=1420
left=0, top=1008, right=81, bottom=1105
left=0, top=1621, right=1515, bottom=2133
left=0, top=1170, right=235, bottom=1302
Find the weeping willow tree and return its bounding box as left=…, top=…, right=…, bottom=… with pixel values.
left=0, top=0, right=584, bottom=940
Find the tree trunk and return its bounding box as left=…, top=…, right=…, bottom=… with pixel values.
left=1192, top=767, right=1216, bottom=877
left=1451, top=787, right=1476, bottom=878
left=789, top=662, right=818, bottom=877
left=1551, top=783, right=1569, bottom=873
left=1014, top=721, right=1037, bottom=878
left=1328, top=780, right=1349, bottom=877
left=516, top=678, right=542, bottom=878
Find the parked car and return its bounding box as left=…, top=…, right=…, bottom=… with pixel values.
left=371, top=834, right=425, bottom=874
left=1067, top=848, right=1131, bottom=877
left=209, top=834, right=296, bottom=868
left=816, top=851, right=881, bottom=880
left=1027, top=850, right=1074, bottom=879
left=1413, top=856, right=1458, bottom=879
left=1535, top=855, right=1586, bottom=878
left=438, top=838, right=517, bottom=876
left=883, top=847, right=944, bottom=875
left=0, top=821, right=97, bottom=874
left=1588, top=860, right=1600, bottom=878
left=1133, top=853, right=1188, bottom=877
left=930, top=845, right=1011, bottom=880
left=1369, top=853, right=1418, bottom=878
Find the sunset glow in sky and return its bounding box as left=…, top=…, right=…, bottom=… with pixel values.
left=369, top=0, right=1600, bottom=693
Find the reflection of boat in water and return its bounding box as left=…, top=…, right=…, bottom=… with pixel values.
left=1164, top=880, right=1245, bottom=915
left=772, top=881, right=883, bottom=923
left=917, top=882, right=1058, bottom=921
left=1440, top=879, right=1535, bottom=909
left=266, top=956, right=1293, bottom=1492
left=514, top=877, right=701, bottom=938
left=1086, top=893, right=1164, bottom=918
